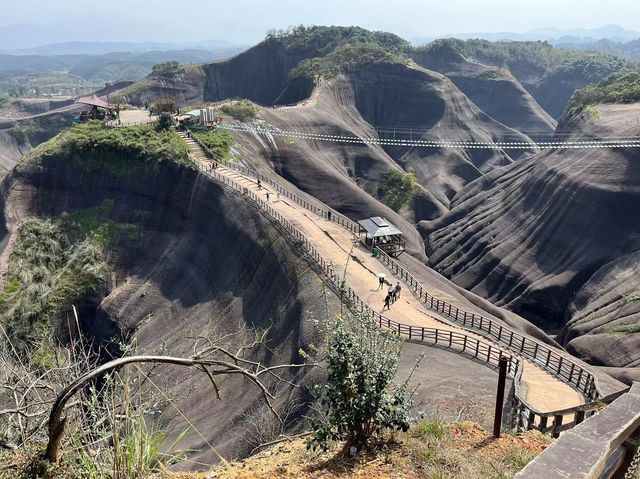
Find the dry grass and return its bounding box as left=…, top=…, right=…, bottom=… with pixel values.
left=166, top=421, right=552, bottom=479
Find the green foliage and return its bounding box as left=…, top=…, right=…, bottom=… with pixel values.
left=601, top=323, right=640, bottom=335
left=309, top=314, right=413, bottom=452
left=36, top=121, right=193, bottom=175
left=567, top=71, right=640, bottom=114
left=508, top=447, right=537, bottom=469
left=220, top=101, right=259, bottom=122
left=192, top=129, right=234, bottom=159
left=380, top=169, right=419, bottom=211
left=0, top=200, right=145, bottom=356
left=151, top=60, right=185, bottom=77
left=290, top=42, right=407, bottom=79
left=156, top=112, right=174, bottom=130
left=8, top=114, right=71, bottom=147
left=413, top=420, right=448, bottom=440
left=0, top=217, right=109, bottom=355
left=266, top=25, right=409, bottom=55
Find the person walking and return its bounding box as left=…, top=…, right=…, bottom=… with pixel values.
left=395, top=282, right=402, bottom=299
left=378, top=275, right=385, bottom=290
left=266, top=191, right=270, bottom=202
left=383, top=294, right=391, bottom=311
left=257, top=179, right=262, bottom=190
left=388, top=284, right=396, bottom=303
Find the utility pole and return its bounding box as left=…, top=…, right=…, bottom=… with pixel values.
left=493, top=356, right=509, bottom=438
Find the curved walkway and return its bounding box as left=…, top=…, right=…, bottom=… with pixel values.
left=181, top=133, right=584, bottom=414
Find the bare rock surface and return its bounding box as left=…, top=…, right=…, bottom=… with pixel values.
left=423, top=103, right=640, bottom=377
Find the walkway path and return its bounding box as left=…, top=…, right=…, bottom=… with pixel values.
left=180, top=132, right=585, bottom=414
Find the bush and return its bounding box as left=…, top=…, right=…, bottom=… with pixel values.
left=151, top=61, right=185, bottom=78
left=567, top=70, right=640, bottom=114
left=156, top=112, right=173, bottom=131
left=220, top=101, right=259, bottom=122
left=36, top=121, right=193, bottom=175
left=380, top=169, right=419, bottom=211
left=192, top=130, right=234, bottom=159
left=309, top=314, right=414, bottom=453
left=0, top=217, right=109, bottom=355
left=290, top=42, right=407, bottom=80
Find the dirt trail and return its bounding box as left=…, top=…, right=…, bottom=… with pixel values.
left=182, top=134, right=584, bottom=414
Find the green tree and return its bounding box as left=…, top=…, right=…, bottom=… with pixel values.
left=380, top=170, right=419, bottom=211
left=309, top=314, right=414, bottom=454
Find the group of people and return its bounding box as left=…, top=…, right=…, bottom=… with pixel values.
left=378, top=276, right=401, bottom=310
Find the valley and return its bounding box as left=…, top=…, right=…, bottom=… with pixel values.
left=0, top=20, right=639, bottom=479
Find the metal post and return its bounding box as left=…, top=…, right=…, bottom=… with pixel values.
left=494, top=356, right=508, bottom=438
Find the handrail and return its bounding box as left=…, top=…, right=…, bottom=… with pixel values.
left=199, top=162, right=519, bottom=379
left=373, top=247, right=601, bottom=401
left=187, top=128, right=360, bottom=234
left=516, top=383, right=640, bottom=478
left=184, top=131, right=618, bottom=435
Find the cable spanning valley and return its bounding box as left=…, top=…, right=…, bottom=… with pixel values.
left=219, top=123, right=640, bottom=150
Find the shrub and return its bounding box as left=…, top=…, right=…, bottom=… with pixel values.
left=220, top=101, right=259, bottom=122
left=151, top=61, right=185, bottom=78
left=192, top=130, right=234, bottom=159
left=36, top=121, right=193, bottom=174
left=309, top=314, right=414, bottom=453
left=0, top=217, right=109, bottom=355
left=380, top=169, right=419, bottom=211
left=156, top=112, right=173, bottom=131
left=567, top=70, right=640, bottom=114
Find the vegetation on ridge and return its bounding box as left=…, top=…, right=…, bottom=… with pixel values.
left=220, top=100, right=259, bottom=122
left=34, top=121, right=193, bottom=175
left=192, top=129, right=234, bottom=159
left=415, top=39, right=633, bottom=82
left=567, top=70, right=640, bottom=114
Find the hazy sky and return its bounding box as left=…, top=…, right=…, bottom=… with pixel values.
left=2, top=0, right=640, bottom=45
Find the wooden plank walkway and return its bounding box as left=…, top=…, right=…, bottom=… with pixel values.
left=181, top=132, right=585, bottom=414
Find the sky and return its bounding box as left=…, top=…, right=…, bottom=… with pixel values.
left=1, top=0, right=640, bottom=47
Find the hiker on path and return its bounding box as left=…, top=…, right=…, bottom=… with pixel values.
left=388, top=284, right=396, bottom=303
left=395, top=282, right=402, bottom=299
left=383, top=294, right=391, bottom=310
left=378, top=275, right=385, bottom=290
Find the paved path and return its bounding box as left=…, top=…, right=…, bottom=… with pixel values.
left=180, top=132, right=585, bottom=414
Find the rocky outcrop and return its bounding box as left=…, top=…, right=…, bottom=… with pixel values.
left=422, top=103, right=640, bottom=376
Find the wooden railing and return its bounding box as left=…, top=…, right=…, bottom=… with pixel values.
left=203, top=165, right=519, bottom=380
left=188, top=131, right=618, bottom=435
left=516, top=383, right=640, bottom=478
left=373, top=248, right=601, bottom=402
left=188, top=129, right=360, bottom=234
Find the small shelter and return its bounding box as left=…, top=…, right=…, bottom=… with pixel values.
left=358, top=216, right=405, bottom=257
left=76, top=95, right=118, bottom=121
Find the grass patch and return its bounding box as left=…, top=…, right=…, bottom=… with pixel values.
left=290, top=42, right=408, bottom=80
left=0, top=201, right=144, bottom=358
left=602, top=324, right=640, bottom=335
left=220, top=101, right=259, bottom=122
left=0, top=217, right=109, bottom=356
left=192, top=129, right=234, bottom=159
left=33, top=120, right=193, bottom=176
left=413, top=419, right=448, bottom=440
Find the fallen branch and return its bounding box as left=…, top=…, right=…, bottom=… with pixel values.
left=45, top=354, right=310, bottom=462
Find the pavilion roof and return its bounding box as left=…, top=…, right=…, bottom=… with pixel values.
left=358, top=217, right=402, bottom=238
left=75, top=95, right=116, bottom=110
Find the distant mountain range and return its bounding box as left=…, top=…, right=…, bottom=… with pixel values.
left=413, top=24, right=640, bottom=45
left=3, top=40, right=247, bottom=56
